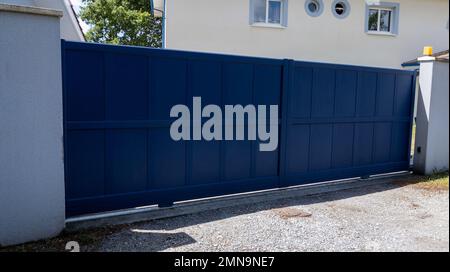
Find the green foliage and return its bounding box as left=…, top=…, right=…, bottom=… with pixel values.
left=80, top=0, right=162, bottom=47
left=368, top=10, right=378, bottom=31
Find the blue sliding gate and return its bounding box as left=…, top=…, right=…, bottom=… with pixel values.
left=62, top=41, right=416, bottom=216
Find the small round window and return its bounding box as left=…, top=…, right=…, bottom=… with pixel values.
left=308, top=2, right=318, bottom=13
left=332, top=0, right=350, bottom=19
left=305, top=0, right=323, bottom=17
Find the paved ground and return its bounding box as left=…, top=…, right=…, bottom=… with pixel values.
left=3, top=174, right=449, bottom=252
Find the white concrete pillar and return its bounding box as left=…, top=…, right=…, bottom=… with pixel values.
left=0, top=4, right=65, bottom=246
left=413, top=53, right=449, bottom=175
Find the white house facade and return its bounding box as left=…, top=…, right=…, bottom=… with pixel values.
left=163, top=0, right=449, bottom=68
left=1, top=0, right=84, bottom=41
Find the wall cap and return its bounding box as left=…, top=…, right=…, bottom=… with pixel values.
left=0, top=3, right=63, bottom=17
left=417, top=56, right=436, bottom=63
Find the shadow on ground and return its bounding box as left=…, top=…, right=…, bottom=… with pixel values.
left=97, top=230, right=197, bottom=252
left=1, top=173, right=447, bottom=252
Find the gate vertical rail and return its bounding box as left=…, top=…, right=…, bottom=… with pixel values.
left=278, top=59, right=294, bottom=187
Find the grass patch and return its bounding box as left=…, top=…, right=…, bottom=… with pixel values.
left=394, top=172, right=449, bottom=192
left=413, top=172, right=449, bottom=191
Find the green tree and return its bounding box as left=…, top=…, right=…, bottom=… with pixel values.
left=80, top=0, right=162, bottom=47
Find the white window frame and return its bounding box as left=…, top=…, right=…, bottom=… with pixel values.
left=250, top=0, right=288, bottom=28
left=368, top=7, right=394, bottom=34
left=365, top=2, right=400, bottom=36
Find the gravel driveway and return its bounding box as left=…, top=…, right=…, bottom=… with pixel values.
left=96, top=177, right=448, bottom=252
left=3, top=175, right=448, bottom=252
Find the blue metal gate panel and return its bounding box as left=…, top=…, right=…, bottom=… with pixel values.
left=279, top=60, right=415, bottom=187
left=62, top=41, right=416, bottom=216
left=62, top=41, right=283, bottom=216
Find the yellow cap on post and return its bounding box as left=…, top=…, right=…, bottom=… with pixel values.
left=423, top=46, right=433, bottom=56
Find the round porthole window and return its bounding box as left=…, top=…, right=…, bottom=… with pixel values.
left=305, top=0, right=324, bottom=17
left=308, top=2, right=318, bottom=13
left=332, top=0, right=350, bottom=19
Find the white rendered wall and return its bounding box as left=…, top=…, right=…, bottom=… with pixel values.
left=34, top=0, right=85, bottom=41
left=414, top=60, right=449, bottom=174
left=165, top=0, right=449, bottom=68
left=0, top=5, right=65, bottom=246
left=1, top=0, right=85, bottom=41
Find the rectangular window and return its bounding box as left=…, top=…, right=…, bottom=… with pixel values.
left=368, top=9, right=379, bottom=31
left=268, top=1, right=282, bottom=24
left=368, top=8, right=393, bottom=33
left=254, top=0, right=267, bottom=23
left=250, top=0, right=287, bottom=27
left=379, top=9, right=392, bottom=32
left=365, top=3, right=399, bottom=35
